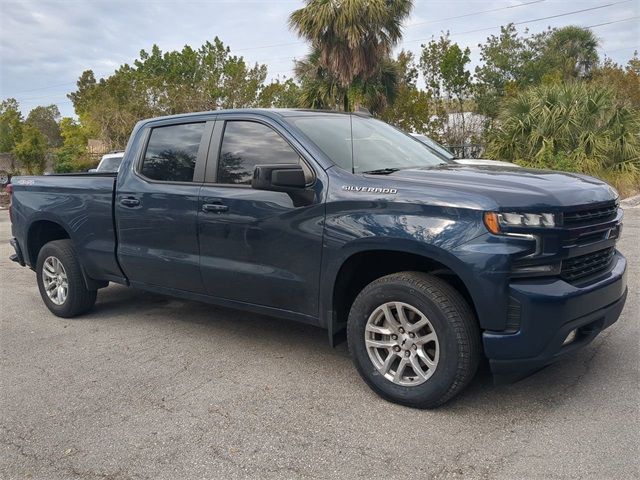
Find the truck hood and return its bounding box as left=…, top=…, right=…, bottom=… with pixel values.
left=378, top=164, right=618, bottom=210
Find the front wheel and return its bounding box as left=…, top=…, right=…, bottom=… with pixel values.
left=36, top=240, right=97, bottom=318
left=347, top=272, right=480, bottom=408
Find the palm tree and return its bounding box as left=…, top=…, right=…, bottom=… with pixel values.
left=294, top=48, right=399, bottom=113
left=293, top=49, right=344, bottom=110
left=544, top=26, right=599, bottom=80
left=289, top=0, right=413, bottom=111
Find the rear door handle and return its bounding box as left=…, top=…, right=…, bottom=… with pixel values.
left=202, top=203, right=228, bottom=213
left=120, top=197, right=140, bottom=207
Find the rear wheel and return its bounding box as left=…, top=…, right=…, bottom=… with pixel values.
left=36, top=240, right=97, bottom=317
left=347, top=272, right=480, bottom=408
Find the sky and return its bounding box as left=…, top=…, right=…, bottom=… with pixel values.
left=1, top=0, right=638, bottom=118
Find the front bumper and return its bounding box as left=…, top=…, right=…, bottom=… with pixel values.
left=484, top=251, right=627, bottom=381
left=9, top=237, right=25, bottom=266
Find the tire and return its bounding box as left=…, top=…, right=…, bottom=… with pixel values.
left=347, top=272, right=481, bottom=409
left=36, top=240, right=97, bottom=318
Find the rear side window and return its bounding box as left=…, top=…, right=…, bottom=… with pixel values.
left=217, top=121, right=302, bottom=185
left=141, top=123, right=205, bottom=182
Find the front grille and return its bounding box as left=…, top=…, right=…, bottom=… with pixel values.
left=561, top=247, right=615, bottom=282
left=563, top=202, right=618, bottom=227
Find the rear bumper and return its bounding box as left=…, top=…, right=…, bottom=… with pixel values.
left=9, top=237, right=25, bottom=266
left=484, top=251, right=627, bottom=381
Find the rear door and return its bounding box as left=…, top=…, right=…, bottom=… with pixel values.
left=116, top=118, right=214, bottom=293
left=197, top=114, right=326, bottom=318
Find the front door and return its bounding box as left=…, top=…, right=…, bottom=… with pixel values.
left=197, top=116, right=325, bottom=317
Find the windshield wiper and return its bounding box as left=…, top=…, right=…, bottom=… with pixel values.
left=362, top=168, right=401, bottom=175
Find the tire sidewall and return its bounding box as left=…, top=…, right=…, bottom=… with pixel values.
left=36, top=242, right=80, bottom=317
left=349, top=279, right=464, bottom=406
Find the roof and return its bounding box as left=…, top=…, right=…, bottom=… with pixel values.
left=138, top=108, right=360, bottom=125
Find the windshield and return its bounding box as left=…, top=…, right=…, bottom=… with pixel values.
left=290, top=115, right=447, bottom=173
left=412, top=135, right=455, bottom=160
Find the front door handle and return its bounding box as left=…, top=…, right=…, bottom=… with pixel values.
left=202, top=203, right=228, bottom=213
left=120, top=197, right=140, bottom=207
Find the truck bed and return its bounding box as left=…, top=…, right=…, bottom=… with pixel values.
left=10, top=172, right=125, bottom=284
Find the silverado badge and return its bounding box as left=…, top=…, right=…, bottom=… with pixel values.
left=342, top=185, right=398, bottom=194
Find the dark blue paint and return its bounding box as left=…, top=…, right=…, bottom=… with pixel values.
left=8, top=109, right=627, bottom=381
left=197, top=185, right=326, bottom=317
left=117, top=180, right=204, bottom=293
left=9, top=174, right=125, bottom=284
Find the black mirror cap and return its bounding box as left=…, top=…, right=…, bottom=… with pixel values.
left=252, top=164, right=306, bottom=192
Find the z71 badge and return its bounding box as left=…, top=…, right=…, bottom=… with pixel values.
left=342, top=185, right=398, bottom=194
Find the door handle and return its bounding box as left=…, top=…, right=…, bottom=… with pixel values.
left=202, top=203, right=228, bottom=213
left=120, top=197, right=140, bottom=207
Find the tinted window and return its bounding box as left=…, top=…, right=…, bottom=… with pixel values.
left=218, top=121, right=301, bottom=185
left=141, top=123, right=205, bottom=182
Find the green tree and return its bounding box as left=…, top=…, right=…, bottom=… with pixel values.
left=294, top=49, right=399, bottom=114
left=69, top=37, right=270, bottom=149
left=289, top=0, right=413, bottom=111
left=13, top=124, right=47, bottom=174
left=294, top=49, right=345, bottom=110
left=486, top=82, right=640, bottom=194
left=380, top=51, right=432, bottom=134
left=26, top=104, right=62, bottom=147
left=474, top=25, right=601, bottom=118
left=258, top=78, right=301, bottom=108
left=590, top=53, right=640, bottom=109
left=474, top=24, right=550, bottom=118
left=542, top=26, right=599, bottom=80
left=0, top=98, right=23, bottom=154
left=419, top=34, right=474, bottom=144
left=54, top=117, right=92, bottom=173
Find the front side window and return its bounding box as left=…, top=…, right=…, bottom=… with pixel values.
left=141, top=123, right=205, bottom=182
left=217, top=121, right=302, bottom=185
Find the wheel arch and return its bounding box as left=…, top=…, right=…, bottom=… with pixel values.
left=26, top=219, right=71, bottom=267
left=26, top=218, right=105, bottom=290
left=323, top=242, right=482, bottom=346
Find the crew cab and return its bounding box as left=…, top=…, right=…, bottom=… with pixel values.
left=7, top=109, right=627, bottom=408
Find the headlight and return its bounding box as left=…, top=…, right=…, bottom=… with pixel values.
left=484, top=212, right=556, bottom=234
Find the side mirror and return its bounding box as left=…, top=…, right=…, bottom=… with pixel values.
left=252, top=164, right=306, bottom=192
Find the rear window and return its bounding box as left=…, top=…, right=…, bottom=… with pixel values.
left=141, top=123, right=205, bottom=182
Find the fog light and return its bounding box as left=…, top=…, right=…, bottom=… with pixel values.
left=562, top=329, right=577, bottom=346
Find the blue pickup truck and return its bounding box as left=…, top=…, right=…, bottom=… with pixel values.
left=7, top=109, right=627, bottom=408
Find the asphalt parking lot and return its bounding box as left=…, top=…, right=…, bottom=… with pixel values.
left=1, top=208, right=638, bottom=480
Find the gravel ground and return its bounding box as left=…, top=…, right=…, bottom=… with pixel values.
left=1, top=208, right=638, bottom=480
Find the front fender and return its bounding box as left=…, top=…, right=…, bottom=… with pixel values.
left=318, top=205, right=491, bottom=333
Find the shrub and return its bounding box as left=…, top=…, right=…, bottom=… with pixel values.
left=54, top=145, right=95, bottom=173
left=486, top=82, right=640, bottom=195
